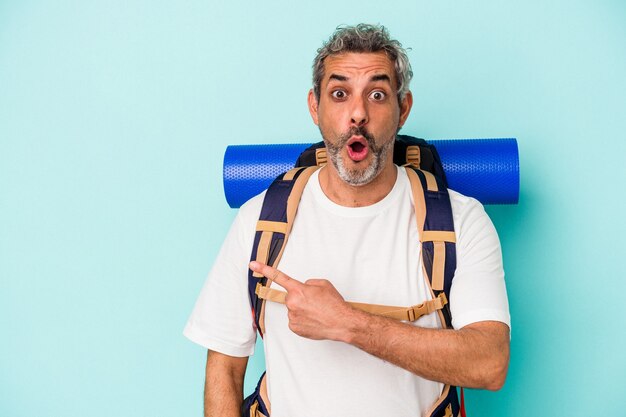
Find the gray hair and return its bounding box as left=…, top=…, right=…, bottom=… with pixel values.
left=312, top=24, right=413, bottom=103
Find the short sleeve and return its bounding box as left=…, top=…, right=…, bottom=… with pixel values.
left=448, top=191, right=511, bottom=330
left=182, top=194, right=265, bottom=357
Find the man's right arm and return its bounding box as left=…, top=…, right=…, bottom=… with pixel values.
left=184, top=197, right=264, bottom=415
left=204, top=350, right=248, bottom=417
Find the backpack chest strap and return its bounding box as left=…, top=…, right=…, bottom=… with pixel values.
left=255, top=283, right=448, bottom=322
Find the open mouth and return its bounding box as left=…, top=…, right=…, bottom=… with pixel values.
left=347, top=136, right=369, bottom=162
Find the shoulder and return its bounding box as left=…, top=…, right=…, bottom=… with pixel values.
left=447, top=189, right=502, bottom=271
left=446, top=190, right=509, bottom=329
left=448, top=189, right=496, bottom=242
left=229, top=190, right=266, bottom=246
left=238, top=190, right=266, bottom=222
left=448, top=188, right=484, bottom=217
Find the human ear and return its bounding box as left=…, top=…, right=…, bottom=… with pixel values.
left=307, top=89, right=320, bottom=126
left=398, top=91, right=413, bottom=128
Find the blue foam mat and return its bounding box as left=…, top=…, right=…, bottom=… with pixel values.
left=223, top=138, right=519, bottom=207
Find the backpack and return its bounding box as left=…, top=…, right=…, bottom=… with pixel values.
left=243, top=135, right=465, bottom=417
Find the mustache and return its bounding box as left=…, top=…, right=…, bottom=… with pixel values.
left=340, top=126, right=376, bottom=147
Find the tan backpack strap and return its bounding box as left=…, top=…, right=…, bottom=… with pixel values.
left=423, top=383, right=462, bottom=417
left=252, top=166, right=318, bottom=275
left=315, top=148, right=327, bottom=166
left=406, top=167, right=426, bottom=237
left=256, top=284, right=448, bottom=322
left=405, top=165, right=457, bottom=311
left=253, top=166, right=320, bottom=333
left=349, top=293, right=448, bottom=322
left=252, top=230, right=274, bottom=278
left=262, top=165, right=318, bottom=272
left=251, top=221, right=290, bottom=278
left=406, top=145, right=421, bottom=168
left=431, top=242, right=446, bottom=291
left=422, top=230, right=456, bottom=292
left=256, top=220, right=289, bottom=234
left=422, top=230, right=456, bottom=243
left=259, top=373, right=270, bottom=416
left=256, top=284, right=287, bottom=304
left=283, top=166, right=305, bottom=181
left=248, top=401, right=258, bottom=416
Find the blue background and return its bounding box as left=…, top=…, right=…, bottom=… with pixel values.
left=1, top=1, right=625, bottom=416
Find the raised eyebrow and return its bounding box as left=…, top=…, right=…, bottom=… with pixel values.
left=328, top=74, right=348, bottom=82
left=370, top=74, right=391, bottom=83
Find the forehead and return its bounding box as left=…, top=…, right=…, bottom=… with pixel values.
left=322, top=51, right=396, bottom=85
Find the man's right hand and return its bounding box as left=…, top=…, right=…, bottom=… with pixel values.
left=249, top=261, right=355, bottom=342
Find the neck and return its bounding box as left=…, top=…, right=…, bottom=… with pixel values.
left=318, top=162, right=398, bottom=207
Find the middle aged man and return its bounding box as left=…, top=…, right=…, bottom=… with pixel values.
left=185, top=23, right=510, bottom=417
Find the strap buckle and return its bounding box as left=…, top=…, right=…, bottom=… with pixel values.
left=406, top=293, right=448, bottom=322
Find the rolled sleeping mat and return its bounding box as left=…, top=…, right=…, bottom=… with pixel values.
left=223, top=138, right=519, bottom=208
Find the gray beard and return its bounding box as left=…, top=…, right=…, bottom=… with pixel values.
left=323, top=127, right=394, bottom=186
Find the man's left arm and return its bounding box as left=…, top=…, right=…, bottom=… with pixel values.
left=249, top=261, right=509, bottom=391
left=343, top=308, right=509, bottom=390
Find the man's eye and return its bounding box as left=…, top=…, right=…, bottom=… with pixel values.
left=331, top=90, right=347, bottom=99
left=369, top=91, right=386, bottom=101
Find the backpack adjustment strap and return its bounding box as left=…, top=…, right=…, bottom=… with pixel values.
left=421, top=230, right=456, bottom=243
left=252, top=221, right=289, bottom=277
left=256, top=220, right=288, bottom=234
left=432, top=242, right=446, bottom=291
left=315, top=148, right=327, bottom=166
left=421, top=231, right=455, bottom=292
left=406, top=145, right=421, bottom=168
left=252, top=231, right=273, bottom=278
left=256, top=283, right=287, bottom=303
left=255, top=284, right=448, bottom=322
left=421, top=230, right=456, bottom=291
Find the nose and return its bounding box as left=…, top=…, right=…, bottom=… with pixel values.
left=349, top=95, right=368, bottom=127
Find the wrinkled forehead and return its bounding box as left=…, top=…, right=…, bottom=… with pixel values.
left=321, top=51, right=397, bottom=88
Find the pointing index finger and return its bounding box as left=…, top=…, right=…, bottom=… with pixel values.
left=249, top=261, right=303, bottom=291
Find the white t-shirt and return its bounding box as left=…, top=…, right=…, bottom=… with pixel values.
left=184, top=166, right=510, bottom=417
